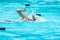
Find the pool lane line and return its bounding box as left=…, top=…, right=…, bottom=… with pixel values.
left=0, top=28, right=5, bottom=31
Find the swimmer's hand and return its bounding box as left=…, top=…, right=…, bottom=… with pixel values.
left=5, top=20, right=11, bottom=22
left=0, top=20, right=12, bottom=22
left=17, top=8, right=26, bottom=11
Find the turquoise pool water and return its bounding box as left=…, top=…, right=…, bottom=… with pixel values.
left=0, top=0, right=60, bottom=40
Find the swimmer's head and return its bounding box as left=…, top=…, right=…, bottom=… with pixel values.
left=36, top=14, right=41, bottom=16
left=33, top=14, right=41, bottom=20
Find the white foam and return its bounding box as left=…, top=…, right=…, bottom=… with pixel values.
left=0, top=17, right=48, bottom=22
left=0, top=32, right=19, bottom=36
left=49, top=19, right=60, bottom=23
left=35, top=17, right=48, bottom=22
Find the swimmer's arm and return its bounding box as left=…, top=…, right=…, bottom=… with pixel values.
left=17, top=11, right=33, bottom=21
left=17, top=8, right=33, bottom=21
left=17, top=10, right=29, bottom=19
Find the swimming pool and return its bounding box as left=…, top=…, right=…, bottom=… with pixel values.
left=0, top=0, right=60, bottom=40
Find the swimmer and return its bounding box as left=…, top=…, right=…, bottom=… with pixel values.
left=17, top=8, right=41, bottom=21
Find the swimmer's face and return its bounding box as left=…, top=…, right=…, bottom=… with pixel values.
left=34, top=15, right=38, bottom=18
left=34, top=15, right=36, bottom=18
left=33, top=15, right=37, bottom=19
left=34, top=15, right=41, bottom=20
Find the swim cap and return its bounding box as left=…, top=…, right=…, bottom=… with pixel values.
left=35, top=15, right=40, bottom=20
